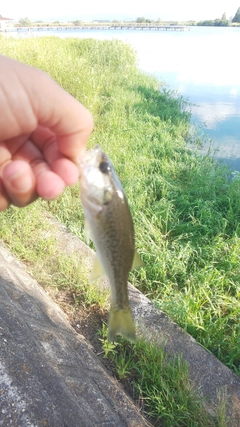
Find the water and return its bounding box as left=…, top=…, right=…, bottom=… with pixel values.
left=8, top=26, right=240, bottom=170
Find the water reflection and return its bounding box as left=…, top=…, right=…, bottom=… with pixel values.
left=135, top=27, right=240, bottom=169
left=178, top=85, right=240, bottom=163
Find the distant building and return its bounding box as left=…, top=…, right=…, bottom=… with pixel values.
left=0, top=14, right=14, bottom=30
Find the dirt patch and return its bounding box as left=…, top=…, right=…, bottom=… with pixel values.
left=46, top=287, right=106, bottom=351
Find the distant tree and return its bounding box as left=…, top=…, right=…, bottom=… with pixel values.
left=232, top=6, right=240, bottom=22
left=18, top=17, right=31, bottom=27
left=221, top=12, right=227, bottom=21
left=136, top=17, right=146, bottom=23
left=197, top=20, right=214, bottom=26
left=73, top=20, right=82, bottom=26
left=214, top=18, right=229, bottom=26
left=197, top=18, right=229, bottom=27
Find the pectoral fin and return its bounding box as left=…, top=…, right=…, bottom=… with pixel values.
left=89, top=254, right=105, bottom=283
left=84, top=219, right=91, bottom=245
left=131, top=250, right=144, bottom=270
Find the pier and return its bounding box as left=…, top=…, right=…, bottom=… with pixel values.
left=14, top=24, right=191, bottom=32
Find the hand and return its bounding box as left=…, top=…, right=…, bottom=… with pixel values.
left=0, top=55, right=93, bottom=211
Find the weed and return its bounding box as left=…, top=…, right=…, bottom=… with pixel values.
left=99, top=326, right=219, bottom=426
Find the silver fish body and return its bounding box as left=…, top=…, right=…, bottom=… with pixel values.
left=79, top=145, right=137, bottom=342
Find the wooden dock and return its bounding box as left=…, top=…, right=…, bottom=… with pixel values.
left=14, top=24, right=191, bottom=32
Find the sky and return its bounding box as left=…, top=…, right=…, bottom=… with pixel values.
left=1, top=0, right=240, bottom=22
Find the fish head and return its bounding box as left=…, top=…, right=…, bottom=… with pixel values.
left=79, top=145, right=124, bottom=209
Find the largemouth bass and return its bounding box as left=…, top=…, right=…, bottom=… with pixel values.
left=79, top=145, right=141, bottom=343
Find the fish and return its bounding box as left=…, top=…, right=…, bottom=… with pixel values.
left=79, top=145, right=142, bottom=343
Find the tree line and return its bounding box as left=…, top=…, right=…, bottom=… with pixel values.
left=197, top=7, right=240, bottom=26
left=17, top=7, right=240, bottom=28
left=136, top=7, right=240, bottom=26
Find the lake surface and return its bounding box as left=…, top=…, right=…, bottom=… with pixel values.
left=7, top=26, right=240, bottom=170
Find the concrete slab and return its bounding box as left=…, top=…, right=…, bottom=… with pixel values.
left=0, top=241, right=150, bottom=427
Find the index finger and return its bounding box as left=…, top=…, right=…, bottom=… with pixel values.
left=30, top=71, right=94, bottom=162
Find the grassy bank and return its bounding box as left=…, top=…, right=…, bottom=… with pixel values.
left=0, top=35, right=239, bottom=423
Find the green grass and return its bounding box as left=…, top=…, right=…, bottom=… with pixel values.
left=99, top=326, right=227, bottom=426
left=0, top=35, right=239, bottom=424
left=0, top=203, right=107, bottom=308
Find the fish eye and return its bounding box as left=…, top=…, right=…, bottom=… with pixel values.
left=99, top=161, right=111, bottom=174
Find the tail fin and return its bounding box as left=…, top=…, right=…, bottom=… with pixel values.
left=108, top=306, right=136, bottom=343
